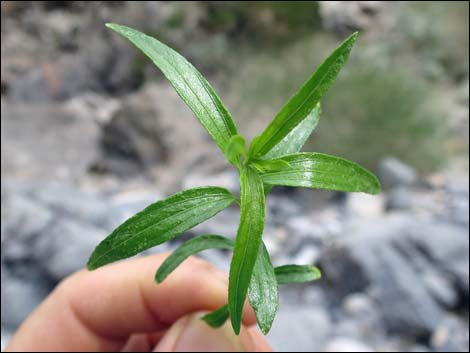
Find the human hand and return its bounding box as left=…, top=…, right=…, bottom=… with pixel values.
left=5, top=254, right=271, bottom=352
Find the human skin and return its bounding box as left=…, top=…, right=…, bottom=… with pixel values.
left=5, top=254, right=272, bottom=352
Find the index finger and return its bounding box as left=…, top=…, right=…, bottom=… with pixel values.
left=6, top=253, right=257, bottom=352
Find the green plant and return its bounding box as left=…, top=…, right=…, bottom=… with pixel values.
left=87, top=23, right=380, bottom=335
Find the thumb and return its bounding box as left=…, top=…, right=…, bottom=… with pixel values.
left=153, top=312, right=271, bottom=352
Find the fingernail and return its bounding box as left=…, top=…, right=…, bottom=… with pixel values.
left=154, top=313, right=244, bottom=352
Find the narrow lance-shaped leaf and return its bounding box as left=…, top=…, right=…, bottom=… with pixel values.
left=87, top=187, right=236, bottom=270
left=155, top=234, right=234, bottom=283
left=201, top=304, right=230, bottom=328
left=264, top=103, right=321, bottom=160
left=229, top=166, right=265, bottom=335
left=259, top=152, right=381, bottom=195
left=106, top=23, right=238, bottom=154
left=275, top=265, right=322, bottom=285
left=249, top=32, right=357, bottom=158
left=248, top=242, right=279, bottom=335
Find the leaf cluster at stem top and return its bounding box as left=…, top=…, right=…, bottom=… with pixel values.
left=87, top=24, right=381, bottom=336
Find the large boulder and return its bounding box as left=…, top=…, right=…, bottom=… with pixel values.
left=35, top=219, right=107, bottom=281
left=1, top=103, right=100, bottom=181
left=319, top=214, right=469, bottom=338
left=1, top=267, right=51, bottom=329
left=93, top=83, right=224, bottom=188
left=1, top=191, right=53, bottom=261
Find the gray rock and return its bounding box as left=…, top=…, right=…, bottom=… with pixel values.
left=431, top=314, right=470, bottom=352
left=332, top=319, right=365, bottom=340
left=301, top=286, right=326, bottom=307
left=35, top=219, right=106, bottom=280
left=368, top=245, right=443, bottom=337
left=95, top=91, right=169, bottom=177
left=323, top=337, right=374, bottom=352
left=266, top=195, right=302, bottom=224
left=285, top=216, right=326, bottom=241
left=93, top=83, right=223, bottom=185
left=345, top=192, right=385, bottom=218
left=319, top=215, right=445, bottom=337
left=319, top=1, right=385, bottom=33
left=63, top=93, right=121, bottom=125
left=1, top=193, right=53, bottom=260
left=386, top=186, right=414, bottom=211
left=31, top=182, right=110, bottom=228
left=291, top=245, right=320, bottom=265
left=447, top=194, right=469, bottom=227
left=8, top=31, right=141, bottom=102
left=422, top=272, right=459, bottom=309
left=1, top=103, right=100, bottom=181
left=377, top=157, right=420, bottom=189
left=342, top=293, right=378, bottom=319
left=105, top=187, right=164, bottom=230
left=267, top=306, right=331, bottom=352
left=1, top=268, right=51, bottom=329
left=407, top=222, right=469, bottom=299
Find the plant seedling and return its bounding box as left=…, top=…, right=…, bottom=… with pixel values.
left=88, top=24, right=381, bottom=335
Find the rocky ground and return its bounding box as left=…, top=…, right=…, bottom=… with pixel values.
left=1, top=2, right=469, bottom=352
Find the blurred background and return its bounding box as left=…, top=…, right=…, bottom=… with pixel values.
left=1, top=1, right=468, bottom=351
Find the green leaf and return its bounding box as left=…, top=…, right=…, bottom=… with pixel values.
left=264, top=103, right=321, bottom=160
left=249, top=32, right=358, bottom=158
left=260, top=152, right=381, bottom=195
left=228, top=166, right=265, bottom=335
left=106, top=23, right=238, bottom=154
left=87, top=187, right=236, bottom=270
left=225, top=134, right=246, bottom=166
left=155, top=234, right=234, bottom=283
left=248, top=242, right=279, bottom=335
left=275, top=265, right=322, bottom=285
left=263, top=184, right=274, bottom=196
left=201, top=305, right=230, bottom=328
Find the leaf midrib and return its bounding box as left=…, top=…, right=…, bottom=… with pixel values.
left=144, top=36, right=233, bottom=149
left=233, top=198, right=254, bottom=324
left=91, top=195, right=232, bottom=265
left=262, top=169, right=366, bottom=178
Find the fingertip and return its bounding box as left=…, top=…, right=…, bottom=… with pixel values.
left=247, top=326, right=273, bottom=352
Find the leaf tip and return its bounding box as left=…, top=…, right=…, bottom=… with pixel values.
left=154, top=271, right=165, bottom=284
left=312, top=266, right=322, bottom=280
left=259, top=325, right=271, bottom=336
left=349, top=31, right=359, bottom=42
left=343, top=31, right=358, bottom=50
left=368, top=174, right=382, bottom=195
left=105, top=22, right=117, bottom=30
left=230, top=311, right=242, bottom=336
left=86, top=258, right=97, bottom=271
left=233, top=324, right=241, bottom=336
